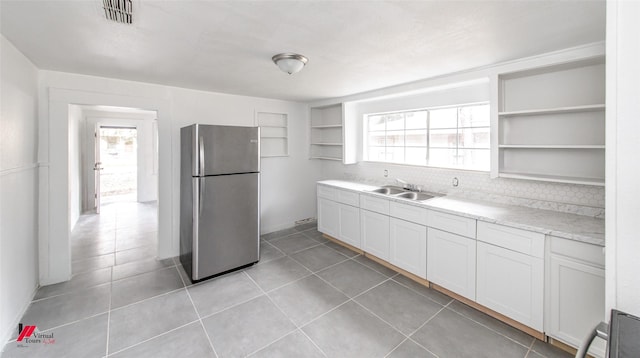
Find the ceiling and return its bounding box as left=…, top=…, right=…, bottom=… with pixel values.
left=0, top=1, right=605, bottom=102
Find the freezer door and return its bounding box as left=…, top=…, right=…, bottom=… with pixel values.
left=192, top=173, right=260, bottom=280
left=193, top=124, right=259, bottom=176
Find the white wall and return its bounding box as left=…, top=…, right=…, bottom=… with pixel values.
left=38, top=70, right=318, bottom=284
left=319, top=43, right=606, bottom=212
left=0, top=35, right=39, bottom=345
left=605, top=0, right=640, bottom=318
left=68, top=104, right=83, bottom=229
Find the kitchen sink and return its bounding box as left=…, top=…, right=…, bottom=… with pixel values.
left=367, top=186, right=440, bottom=202
left=393, top=191, right=436, bottom=201
left=368, top=186, right=405, bottom=195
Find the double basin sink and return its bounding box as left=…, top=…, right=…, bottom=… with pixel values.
left=367, top=185, right=442, bottom=202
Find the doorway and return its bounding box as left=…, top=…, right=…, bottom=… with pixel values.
left=97, top=126, right=138, bottom=206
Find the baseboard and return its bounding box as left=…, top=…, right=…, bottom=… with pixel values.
left=0, top=283, right=39, bottom=352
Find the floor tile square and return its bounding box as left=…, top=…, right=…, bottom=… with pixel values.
left=115, top=231, right=156, bottom=252
left=111, top=257, right=174, bottom=281
left=109, top=322, right=215, bottom=358
left=294, top=222, right=317, bottom=232
left=531, top=339, right=574, bottom=358
left=249, top=330, right=324, bottom=358
left=448, top=300, right=535, bottom=347
left=353, top=255, right=398, bottom=277
left=71, top=239, right=115, bottom=259
left=269, top=275, right=348, bottom=326
left=2, top=314, right=108, bottom=358
left=20, top=284, right=110, bottom=332
left=411, top=308, right=529, bottom=358
left=111, top=267, right=184, bottom=309
left=355, top=280, right=443, bottom=334
left=202, top=295, right=296, bottom=357
left=188, top=271, right=263, bottom=317
left=71, top=253, right=114, bottom=274
left=259, top=241, right=285, bottom=263
left=392, top=274, right=453, bottom=305
left=290, top=245, right=349, bottom=272
left=261, top=227, right=298, bottom=241
left=269, top=233, right=322, bottom=255
left=302, top=301, right=405, bottom=357
left=316, top=260, right=387, bottom=298
left=246, top=257, right=310, bottom=292
left=324, top=241, right=360, bottom=258
left=387, top=339, right=436, bottom=358
left=108, top=289, right=198, bottom=354
left=114, top=245, right=156, bottom=265
left=34, top=267, right=112, bottom=300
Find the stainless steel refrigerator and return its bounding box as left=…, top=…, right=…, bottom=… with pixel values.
left=180, top=124, right=260, bottom=282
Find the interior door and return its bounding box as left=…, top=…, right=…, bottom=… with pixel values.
left=94, top=126, right=103, bottom=213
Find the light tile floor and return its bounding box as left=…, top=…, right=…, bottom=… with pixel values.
left=2, top=202, right=573, bottom=358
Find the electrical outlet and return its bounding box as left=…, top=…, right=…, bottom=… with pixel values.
left=452, top=177, right=459, bottom=187
left=383, top=169, right=388, bottom=178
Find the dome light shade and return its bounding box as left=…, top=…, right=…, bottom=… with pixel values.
left=272, top=53, right=308, bottom=74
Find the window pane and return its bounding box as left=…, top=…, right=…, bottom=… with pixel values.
left=405, top=111, right=427, bottom=129
left=385, top=113, right=404, bottom=130
left=368, top=147, right=387, bottom=162
left=405, top=147, right=427, bottom=165
left=459, top=128, right=490, bottom=148
left=428, top=148, right=457, bottom=168
left=457, top=149, right=490, bottom=170
left=430, top=108, right=457, bottom=129
left=368, top=115, right=385, bottom=131
left=385, top=147, right=404, bottom=162
left=405, top=129, right=427, bottom=146
left=386, top=130, right=405, bottom=146
left=429, top=129, right=457, bottom=148
left=368, top=132, right=386, bottom=146
left=459, top=104, right=490, bottom=127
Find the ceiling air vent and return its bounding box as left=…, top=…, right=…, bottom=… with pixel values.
left=102, top=0, right=133, bottom=24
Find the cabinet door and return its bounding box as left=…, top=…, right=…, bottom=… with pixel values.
left=547, top=254, right=605, bottom=357
left=361, top=209, right=390, bottom=261
left=477, top=242, right=544, bottom=330
left=427, top=228, right=476, bottom=300
left=390, top=218, right=426, bottom=279
left=339, top=204, right=360, bottom=248
left=318, top=197, right=339, bottom=238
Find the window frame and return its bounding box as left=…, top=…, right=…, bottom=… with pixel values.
left=363, top=102, right=490, bottom=171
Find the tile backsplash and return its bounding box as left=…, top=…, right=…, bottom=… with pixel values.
left=322, top=161, right=605, bottom=218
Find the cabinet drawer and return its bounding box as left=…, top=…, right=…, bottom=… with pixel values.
left=477, top=221, right=544, bottom=258
left=317, top=185, right=338, bottom=200
left=338, top=190, right=360, bottom=207
left=427, top=210, right=476, bottom=238
left=549, top=236, right=604, bottom=267
left=360, top=195, right=390, bottom=215
left=390, top=201, right=427, bottom=226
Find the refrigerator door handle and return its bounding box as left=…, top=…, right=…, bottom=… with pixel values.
left=199, top=136, right=205, bottom=175
left=199, top=178, right=205, bottom=216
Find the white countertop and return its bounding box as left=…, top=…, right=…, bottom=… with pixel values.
left=318, top=180, right=605, bottom=246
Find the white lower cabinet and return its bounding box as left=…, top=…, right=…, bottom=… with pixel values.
left=476, top=242, right=544, bottom=330
left=361, top=209, right=390, bottom=261
left=547, top=251, right=605, bottom=357
left=427, top=228, right=476, bottom=300
left=338, top=203, right=361, bottom=248
left=317, top=197, right=339, bottom=238
left=389, top=217, right=427, bottom=279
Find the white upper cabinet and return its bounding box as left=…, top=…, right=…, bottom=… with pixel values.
left=492, top=56, right=606, bottom=186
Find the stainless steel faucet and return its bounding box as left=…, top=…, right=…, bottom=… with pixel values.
left=396, top=178, right=422, bottom=192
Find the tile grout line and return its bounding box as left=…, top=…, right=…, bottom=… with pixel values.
left=105, top=268, right=113, bottom=356
left=105, top=318, right=201, bottom=357
left=243, top=271, right=329, bottom=358
left=176, top=266, right=219, bottom=358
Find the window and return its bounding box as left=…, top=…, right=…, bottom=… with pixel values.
left=364, top=103, right=490, bottom=171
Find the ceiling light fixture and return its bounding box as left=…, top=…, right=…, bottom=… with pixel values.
left=272, top=53, right=308, bottom=75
